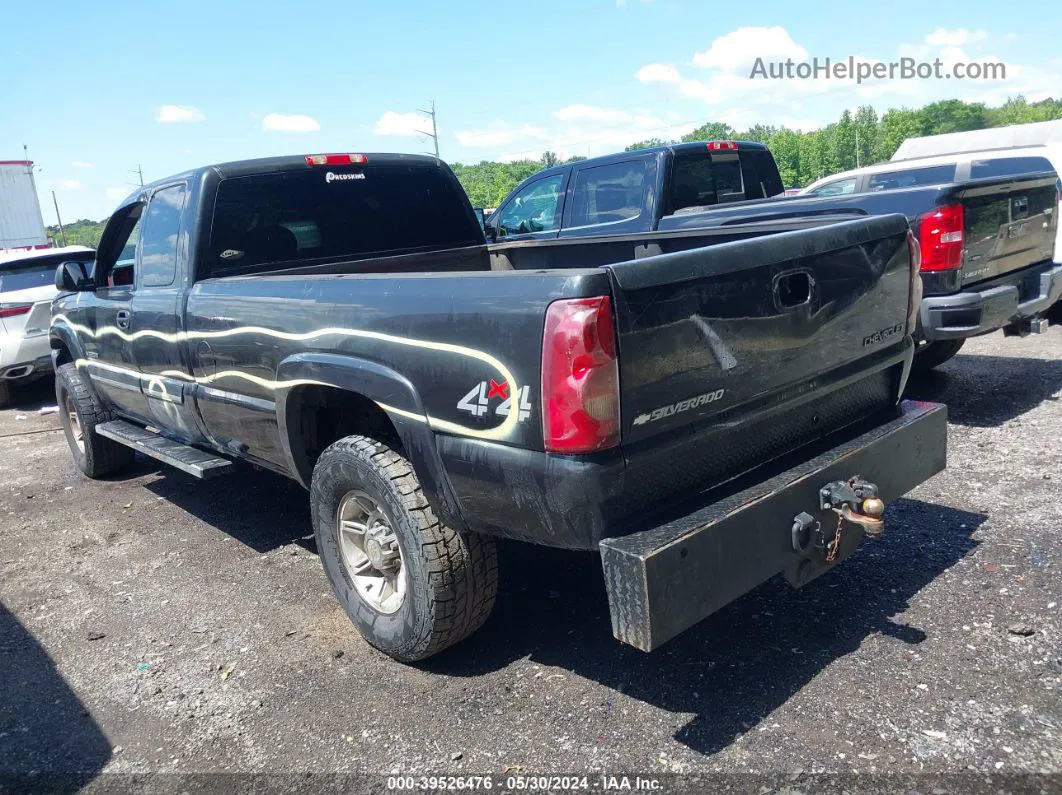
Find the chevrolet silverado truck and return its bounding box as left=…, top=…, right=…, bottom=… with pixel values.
left=488, top=141, right=1059, bottom=370
left=51, top=152, right=946, bottom=662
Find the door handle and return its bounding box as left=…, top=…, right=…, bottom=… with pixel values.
left=115, top=310, right=131, bottom=330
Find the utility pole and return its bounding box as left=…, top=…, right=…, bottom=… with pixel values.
left=855, top=127, right=861, bottom=168
left=131, top=164, right=144, bottom=186
left=51, top=191, right=68, bottom=247
left=417, top=101, right=439, bottom=159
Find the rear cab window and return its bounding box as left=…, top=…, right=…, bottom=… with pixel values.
left=208, top=163, right=481, bottom=277
left=667, top=147, right=783, bottom=214
left=867, top=165, right=957, bottom=191
left=969, top=156, right=1056, bottom=180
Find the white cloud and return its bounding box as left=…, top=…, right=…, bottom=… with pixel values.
left=693, top=26, right=807, bottom=72
left=553, top=104, right=633, bottom=124
left=455, top=121, right=549, bottom=148
left=155, top=104, right=205, bottom=123
left=634, top=25, right=1061, bottom=129
left=105, top=187, right=128, bottom=200
left=59, top=179, right=83, bottom=191
left=373, top=111, right=428, bottom=137
left=71, top=160, right=93, bottom=169
left=262, top=113, right=320, bottom=133
left=925, top=28, right=988, bottom=48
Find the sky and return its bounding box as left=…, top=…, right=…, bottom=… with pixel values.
left=2, top=0, right=1061, bottom=223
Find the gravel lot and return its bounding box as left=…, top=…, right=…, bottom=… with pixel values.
left=1, top=329, right=1060, bottom=793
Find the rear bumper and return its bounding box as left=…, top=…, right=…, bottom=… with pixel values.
left=599, top=400, right=947, bottom=651
left=919, top=261, right=1062, bottom=341
left=0, top=329, right=53, bottom=381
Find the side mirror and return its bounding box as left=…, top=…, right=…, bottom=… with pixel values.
left=55, top=261, right=94, bottom=293
left=475, top=209, right=497, bottom=243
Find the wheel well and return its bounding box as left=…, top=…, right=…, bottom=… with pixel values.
left=51, top=338, right=74, bottom=366
left=287, top=385, right=401, bottom=484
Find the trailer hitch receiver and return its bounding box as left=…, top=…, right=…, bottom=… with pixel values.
left=821, top=476, right=885, bottom=539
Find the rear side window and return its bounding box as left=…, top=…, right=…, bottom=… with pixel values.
left=569, top=160, right=647, bottom=227
left=806, top=177, right=858, bottom=197
left=969, top=156, right=1055, bottom=180
left=867, top=165, right=956, bottom=191
left=0, top=264, right=55, bottom=293
left=139, top=185, right=186, bottom=287
left=209, top=165, right=479, bottom=276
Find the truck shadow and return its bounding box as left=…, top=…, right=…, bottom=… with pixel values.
left=0, top=600, right=112, bottom=792
left=140, top=466, right=316, bottom=554
left=905, top=353, right=1062, bottom=427
left=429, top=499, right=984, bottom=758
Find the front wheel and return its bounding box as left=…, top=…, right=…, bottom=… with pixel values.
left=310, top=435, right=498, bottom=662
left=913, top=339, right=965, bottom=372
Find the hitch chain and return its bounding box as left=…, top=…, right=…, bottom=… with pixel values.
left=826, top=510, right=845, bottom=563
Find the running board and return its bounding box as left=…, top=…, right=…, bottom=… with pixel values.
left=95, top=420, right=234, bottom=479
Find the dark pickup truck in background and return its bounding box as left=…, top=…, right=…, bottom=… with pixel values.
left=487, top=142, right=1060, bottom=369
left=51, top=152, right=946, bottom=662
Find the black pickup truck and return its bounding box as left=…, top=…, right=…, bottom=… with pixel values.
left=51, top=152, right=946, bottom=662
left=487, top=141, right=1060, bottom=369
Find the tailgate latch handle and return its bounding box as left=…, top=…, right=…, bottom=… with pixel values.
left=773, top=269, right=814, bottom=311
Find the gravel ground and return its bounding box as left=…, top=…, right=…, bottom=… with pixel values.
left=1, top=329, right=1060, bottom=794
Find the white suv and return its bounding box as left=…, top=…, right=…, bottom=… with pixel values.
left=0, top=246, right=94, bottom=407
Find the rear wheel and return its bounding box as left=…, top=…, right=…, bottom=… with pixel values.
left=913, top=339, right=965, bottom=371
left=310, top=434, right=498, bottom=662
left=56, top=363, right=135, bottom=478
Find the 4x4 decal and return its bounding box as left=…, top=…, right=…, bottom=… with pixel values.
left=457, top=380, right=533, bottom=422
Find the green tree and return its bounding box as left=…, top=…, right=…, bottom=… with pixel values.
left=875, top=108, right=924, bottom=161
left=681, top=122, right=735, bottom=143
left=624, top=138, right=672, bottom=152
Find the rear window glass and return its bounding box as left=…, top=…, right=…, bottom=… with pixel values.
left=668, top=149, right=782, bottom=213
left=867, top=165, right=956, bottom=191
left=970, top=156, right=1055, bottom=180
left=569, top=160, right=647, bottom=227
left=208, top=165, right=480, bottom=276
left=0, top=265, right=54, bottom=293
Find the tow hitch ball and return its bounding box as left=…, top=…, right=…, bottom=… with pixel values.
left=791, top=477, right=886, bottom=560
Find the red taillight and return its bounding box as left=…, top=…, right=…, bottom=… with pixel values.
left=918, top=203, right=964, bottom=272
left=304, top=153, right=368, bottom=166
left=707, top=141, right=738, bottom=151
left=541, top=296, right=620, bottom=454
left=0, top=303, right=32, bottom=319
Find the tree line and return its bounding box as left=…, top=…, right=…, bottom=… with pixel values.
left=47, top=95, right=1062, bottom=247
left=454, top=95, right=1062, bottom=204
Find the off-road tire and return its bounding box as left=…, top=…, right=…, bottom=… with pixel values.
left=913, top=339, right=965, bottom=371
left=310, top=435, right=498, bottom=662
left=56, top=363, right=135, bottom=478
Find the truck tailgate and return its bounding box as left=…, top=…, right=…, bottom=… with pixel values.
left=607, top=214, right=912, bottom=440
left=960, top=173, right=1057, bottom=285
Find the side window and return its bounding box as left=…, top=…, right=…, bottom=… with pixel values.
left=95, top=204, right=144, bottom=290
left=970, top=156, right=1055, bottom=180
left=807, top=178, right=858, bottom=197
left=498, top=175, right=565, bottom=237
left=139, top=185, right=186, bottom=287
left=867, top=165, right=956, bottom=191
left=569, top=160, right=648, bottom=228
